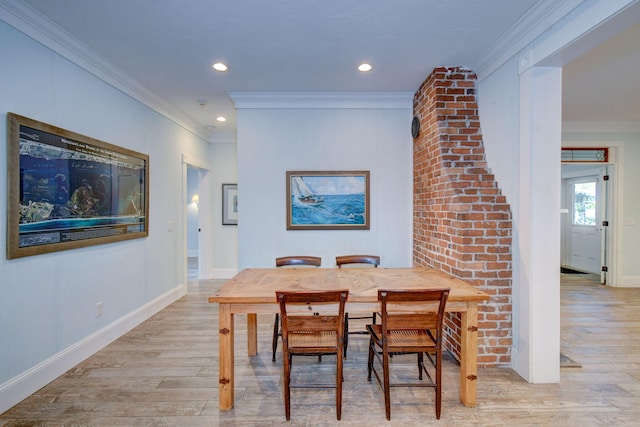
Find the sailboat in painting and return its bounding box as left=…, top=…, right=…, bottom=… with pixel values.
left=291, top=176, right=324, bottom=206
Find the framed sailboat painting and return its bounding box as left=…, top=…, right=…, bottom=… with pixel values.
left=286, top=171, right=370, bottom=230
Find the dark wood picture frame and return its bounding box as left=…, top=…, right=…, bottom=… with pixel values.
left=6, top=113, right=149, bottom=259
left=222, top=183, right=238, bottom=225
left=286, top=170, right=370, bottom=230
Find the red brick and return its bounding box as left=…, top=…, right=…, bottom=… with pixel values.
left=413, top=66, right=513, bottom=367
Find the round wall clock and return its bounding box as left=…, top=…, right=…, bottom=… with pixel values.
left=411, top=115, right=420, bottom=138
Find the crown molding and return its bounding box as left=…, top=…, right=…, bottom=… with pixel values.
left=474, top=0, right=584, bottom=80
left=476, top=0, right=640, bottom=79
left=229, top=92, right=414, bottom=109
left=525, top=0, right=640, bottom=71
left=209, top=131, right=237, bottom=144
left=563, top=121, right=640, bottom=134
left=0, top=0, right=209, bottom=141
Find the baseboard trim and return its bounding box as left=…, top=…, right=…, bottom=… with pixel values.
left=210, top=268, right=238, bottom=279
left=616, top=276, right=640, bottom=287
left=0, top=283, right=186, bottom=413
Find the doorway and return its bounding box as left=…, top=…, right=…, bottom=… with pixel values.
left=187, top=166, right=200, bottom=279
left=561, top=163, right=611, bottom=284
left=184, top=159, right=212, bottom=284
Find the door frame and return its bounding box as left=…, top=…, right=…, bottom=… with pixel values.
left=561, top=141, right=621, bottom=286
left=182, top=154, right=212, bottom=285
left=561, top=166, right=607, bottom=278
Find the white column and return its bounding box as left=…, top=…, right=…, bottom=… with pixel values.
left=514, top=66, right=562, bottom=383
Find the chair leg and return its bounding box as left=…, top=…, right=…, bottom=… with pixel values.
left=367, top=336, right=374, bottom=381
left=343, top=313, right=349, bottom=358
left=435, top=349, right=442, bottom=420
left=382, top=348, right=391, bottom=421
left=313, top=312, right=322, bottom=362
left=283, top=350, right=291, bottom=421
left=336, top=349, right=343, bottom=420
left=418, top=352, right=424, bottom=380
left=272, top=313, right=280, bottom=362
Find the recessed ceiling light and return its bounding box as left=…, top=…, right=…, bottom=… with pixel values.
left=216, top=116, right=227, bottom=122
left=358, top=63, right=372, bottom=72
left=213, top=62, right=228, bottom=72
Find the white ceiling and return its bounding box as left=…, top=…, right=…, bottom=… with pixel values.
left=12, top=0, right=640, bottom=138
left=562, top=21, right=640, bottom=126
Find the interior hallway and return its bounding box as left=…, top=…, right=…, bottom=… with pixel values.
left=1, top=273, right=638, bottom=426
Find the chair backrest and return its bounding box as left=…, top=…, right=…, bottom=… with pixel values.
left=335, top=255, right=380, bottom=268
left=276, top=256, right=322, bottom=267
left=378, top=289, right=449, bottom=341
left=276, top=290, right=349, bottom=341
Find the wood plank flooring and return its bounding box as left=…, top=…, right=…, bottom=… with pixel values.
left=1, top=273, right=639, bottom=426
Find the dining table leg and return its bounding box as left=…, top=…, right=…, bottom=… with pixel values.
left=218, top=303, right=234, bottom=410
left=459, top=302, right=479, bottom=406
left=247, top=313, right=258, bottom=356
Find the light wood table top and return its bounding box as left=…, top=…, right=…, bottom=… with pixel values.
left=209, top=267, right=489, bottom=305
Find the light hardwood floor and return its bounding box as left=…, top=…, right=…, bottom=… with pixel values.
left=1, top=273, right=639, bottom=426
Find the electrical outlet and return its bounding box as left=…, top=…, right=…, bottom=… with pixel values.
left=96, top=301, right=104, bottom=317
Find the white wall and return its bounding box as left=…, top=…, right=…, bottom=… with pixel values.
left=0, top=20, right=210, bottom=410
left=621, top=137, right=640, bottom=283
left=233, top=95, right=413, bottom=269
left=476, top=56, right=524, bottom=367
left=477, top=57, right=521, bottom=206
left=209, top=142, right=238, bottom=278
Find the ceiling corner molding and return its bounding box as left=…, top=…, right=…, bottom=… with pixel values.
left=229, top=92, right=414, bottom=109
left=474, top=0, right=584, bottom=80
left=0, top=0, right=209, bottom=141
left=209, top=131, right=237, bottom=144
left=563, top=121, right=640, bottom=134
left=528, top=0, right=640, bottom=69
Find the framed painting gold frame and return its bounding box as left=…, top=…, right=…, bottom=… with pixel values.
left=6, top=113, right=149, bottom=259
left=286, top=170, right=370, bottom=230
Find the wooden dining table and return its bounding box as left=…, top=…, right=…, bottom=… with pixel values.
left=208, top=267, right=490, bottom=411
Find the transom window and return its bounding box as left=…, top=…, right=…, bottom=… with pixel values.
left=562, top=148, right=608, bottom=163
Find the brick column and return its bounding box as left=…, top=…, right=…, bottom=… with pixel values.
left=413, top=67, right=512, bottom=365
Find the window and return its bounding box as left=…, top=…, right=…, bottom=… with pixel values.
left=562, top=148, right=608, bottom=163
left=573, top=181, right=596, bottom=225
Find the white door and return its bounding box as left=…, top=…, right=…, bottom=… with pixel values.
left=566, top=175, right=602, bottom=274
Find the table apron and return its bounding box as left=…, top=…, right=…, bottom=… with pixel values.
left=227, top=301, right=469, bottom=314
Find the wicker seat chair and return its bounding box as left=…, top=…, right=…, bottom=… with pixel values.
left=272, top=256, right=321, bottom=361
left=277, top=289, right=349, bottom=420
left=336, top=255, right=380, bottom=357
left=367, top=288, right=449, bottom=420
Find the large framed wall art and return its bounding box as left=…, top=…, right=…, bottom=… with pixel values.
left=6, top=113, right=149, bottom=259
left=286, top=170, right=369, bottom=230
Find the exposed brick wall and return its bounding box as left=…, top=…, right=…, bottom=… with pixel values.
left=413, top=67, right=512, bottom=366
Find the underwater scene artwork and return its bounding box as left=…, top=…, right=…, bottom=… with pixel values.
left=7, top=113, right=149, bottom=258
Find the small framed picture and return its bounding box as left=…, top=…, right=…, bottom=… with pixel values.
left=222, top=183, right=238, bottom=225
